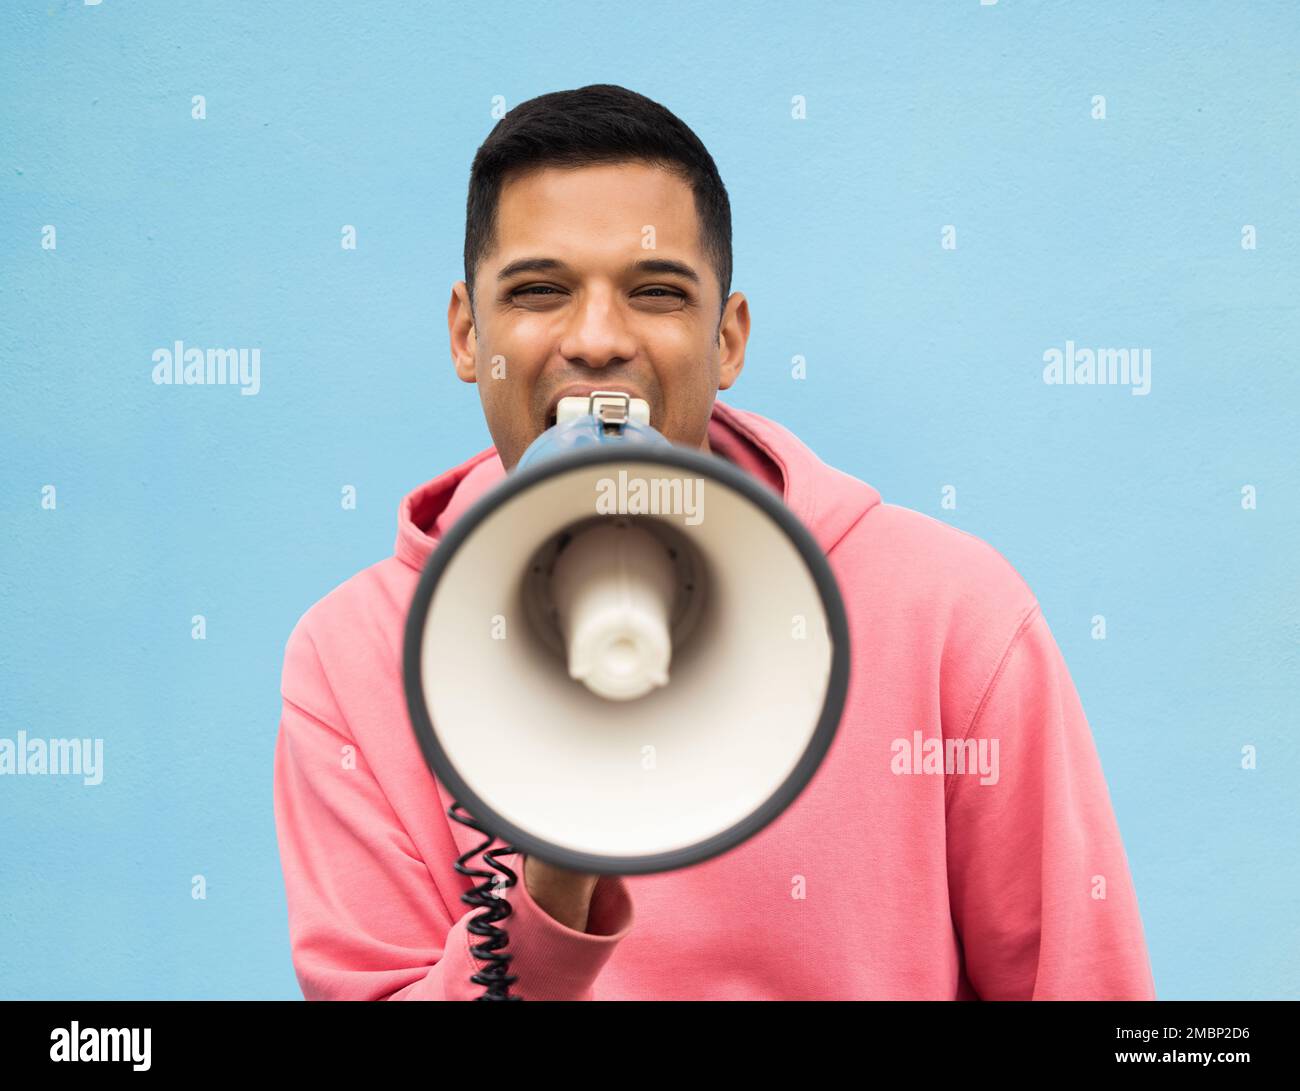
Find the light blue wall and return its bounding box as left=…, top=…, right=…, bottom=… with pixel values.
left=2, top=1, right=1295, bottom=999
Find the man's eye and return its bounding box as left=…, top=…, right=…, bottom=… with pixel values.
left=511, top=285, right=683, bottom=301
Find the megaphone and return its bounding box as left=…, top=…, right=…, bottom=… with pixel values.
left=403, top=390, right=850, bottom=883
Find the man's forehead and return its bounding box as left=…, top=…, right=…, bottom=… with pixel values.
left=494, top=163, right=700, bottom=251
left=500, top=160, right=692, bottom=207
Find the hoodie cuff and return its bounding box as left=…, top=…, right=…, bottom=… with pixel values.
left=483, top=862, right=633, bottom=1000
left=496, top=863, right=634, bottom=998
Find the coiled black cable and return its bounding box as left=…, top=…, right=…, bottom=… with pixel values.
left=448, top=801, right=522, bottom=1000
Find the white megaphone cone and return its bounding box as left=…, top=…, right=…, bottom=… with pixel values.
left=552, top=517, right=676, bottom=700
left=403, top=390, right=850, bottom=878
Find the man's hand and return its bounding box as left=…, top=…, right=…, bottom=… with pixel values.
left=523, top=855, right=600, bottom=932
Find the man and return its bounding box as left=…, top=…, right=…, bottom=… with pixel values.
left=272, top=84, right=1156, bottom=1001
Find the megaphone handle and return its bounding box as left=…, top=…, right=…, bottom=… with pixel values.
left=448, top=801, right=523, bottom=1001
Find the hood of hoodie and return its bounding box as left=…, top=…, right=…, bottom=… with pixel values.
left=393, top=397, right=881, bottom=570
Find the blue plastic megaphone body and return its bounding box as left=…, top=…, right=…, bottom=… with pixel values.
left=515, top=395, right=669, bottom=473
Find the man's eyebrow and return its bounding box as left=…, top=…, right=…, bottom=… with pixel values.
left=496, top=257, right=701, bottom=285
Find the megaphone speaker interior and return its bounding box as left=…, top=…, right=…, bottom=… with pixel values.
left=403, top=423, right=851, bottom=878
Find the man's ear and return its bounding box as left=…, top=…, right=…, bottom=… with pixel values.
left=717, top=291, right=750, bottom=392
left=448, top=282, right=477, bottom=383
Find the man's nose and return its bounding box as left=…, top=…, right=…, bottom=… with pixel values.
left=558, top=289, right=638, bottom=368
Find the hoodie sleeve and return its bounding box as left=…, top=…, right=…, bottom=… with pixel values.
left=944, top=605, right=1156, bottom=1000
left=272, top=624, right=634, bottom=1002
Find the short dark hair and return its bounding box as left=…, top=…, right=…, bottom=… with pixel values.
left=463, top=84, right=733, bottom=325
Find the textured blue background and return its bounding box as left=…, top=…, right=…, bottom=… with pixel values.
left=1, top=1, right=1296, bottom=999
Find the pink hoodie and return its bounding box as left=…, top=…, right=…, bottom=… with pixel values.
left=273, top=397, right=1156, bottom=1001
